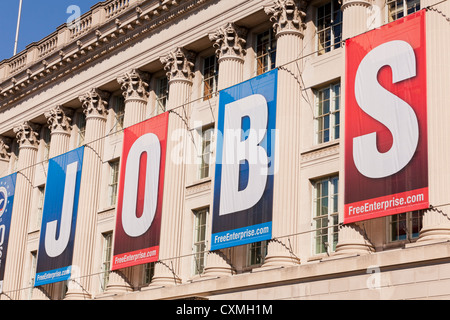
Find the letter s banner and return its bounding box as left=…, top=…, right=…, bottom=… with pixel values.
left=344, top=11, right=428, bottom=224
left=112, top=112, right=169, bottom=270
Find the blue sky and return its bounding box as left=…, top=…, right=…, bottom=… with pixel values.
left=0, top=0, right=100, bottom=62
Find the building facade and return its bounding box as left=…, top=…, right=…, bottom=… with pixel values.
left=0, top=0, right=449, bottom=300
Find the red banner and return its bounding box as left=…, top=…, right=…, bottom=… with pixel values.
left=344, top=11, right=428, bottom=224
left=112, top=112, right=169, bottom=270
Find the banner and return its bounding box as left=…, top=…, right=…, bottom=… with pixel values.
left=112, top=112, right=169, bottom=270
left=35, top=147, right=84, bottom=286
left=211, top=69, right=278, bottom=250
left=0, top=173, right=17, bottom=293
left=344, top=11, right=428, bottom=224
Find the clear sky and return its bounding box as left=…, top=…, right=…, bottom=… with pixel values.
left=0, top=0, right=100, bottom=62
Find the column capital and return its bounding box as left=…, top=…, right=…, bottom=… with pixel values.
left=79, top=88, right=110, bottom=120
left=160, top=47, right=196, bottom=83
left=13, top=122, right=40, bottom=149
left=117, top=69, right=150, bottom=102
left=209, top=22, right=248, bottom=62
left=0, top=136, right=11, bottom=161
left=341, top=0, right=371, bottom=11
left=45, top=105, right=73, bottom=135
left=264, top=0, right=307, bottom=37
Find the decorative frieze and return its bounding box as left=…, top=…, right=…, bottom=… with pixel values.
left=117, top=69, right=150, bottom=101
left=264, top=0, right=307, bottom=36
left=45, top=105, right=73, bottom=135
left=160, top=47, right=196, bottom=82
left=13, top=122, right=40, bottom=149
left=79, top=88, right=110, bottom=119
left=209, top=22, right=248, bottom=61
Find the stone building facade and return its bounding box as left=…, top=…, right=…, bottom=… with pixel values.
left=0, top=0, right=449, bottom=300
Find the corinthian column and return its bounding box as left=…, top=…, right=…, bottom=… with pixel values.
left=259, top=0, right=306, bottom=269
left=334, top=0, right=375, bottom=257
left=209, top=22, right=247, bottom=91
left=65, top=88, right=110, bottom=300
left=117, top=69, right=150, bottom=128
left=201, top=23, right=249, bottom=278
left=45, top=106, right=73, bottom=158
left=149, top=47, right=196, bottom=287
left=2, top=122, right=39, bottom=300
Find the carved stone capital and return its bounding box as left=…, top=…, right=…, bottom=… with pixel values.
left=117, top=69, right=150, bottom=101
left=264, top=0, right=307, bottom=36
left=160, top=47, right=196, bottom=82
left=0, top=137, right=11, bottom=161
left=13, top=122, right=40, bottom=149
left=45, top=105, right=73, bottom=135
left=209, top=22, right=248, bottom=61
left=79, top=88, right=110, bottom=119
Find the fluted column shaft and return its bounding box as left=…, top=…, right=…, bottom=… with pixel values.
left=103, top=70, right=150, bottom=295
left=259, top=0, right=306, bottom=268
left=335, top=0, right=375, bottom=256
left=150, top=48, right=195, bottom=286
left=2, top=123, right=39, bottom=300
left=65, top=89, right=109, bottom=299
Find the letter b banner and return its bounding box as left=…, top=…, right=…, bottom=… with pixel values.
left=211, top=69, right=277, bottom=250
left=344, top=11, right=428, bottom=223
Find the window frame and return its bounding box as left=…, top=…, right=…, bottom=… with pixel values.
left=387, top=210, right=424, bottom=243
left=198, top=125, right=214, bottom=180
left=386, top=0, right=421, bottom=23
left=100, top=232, right=113, bottom=292
left=202, top=54, right=218, bottom=101
left=192, top=207, right=209, bottom=276
left=316, top=0, right=343, bottom=56
left=314, top=82, right=341, bottom=144
left=107, top=159, right=120, bottom=207
left=155, top=76, right=169, bottom=115
left=255, top=28, right=277, bottom=76
left=312, top=175, right=339, bottom=255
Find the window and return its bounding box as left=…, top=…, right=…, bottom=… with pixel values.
left=42, top=127, right=51, bottom=161
left=142, top=262, right=155, bottom=286
left=111, top=95, right=125, bottom=132
left=203, top=55, right=218, bottom=101
left=100, top=232, right=112, bottom=292
left=27, top=251, right=37, bottom=300
left=246, top=241, right=268, bottom=267
left=35, top=186, right=45, bottom=230
left=313, top=176, right=339, bottom=255
left=155, top=77, right=168, bottom=114
left=107, top=160, right=120, bottom=207
left=192, top=208, right=208, bottom=275
left=317, top=0, right=342, bottom=55
left=315, top=82, right=340, bottom=144
left=388, top=210, right=423, bottom=242
left=256, top=29, right=277, bottom=75
left=76, top=112, right=86, bottom=147
left=387, top=0, right=420, bottom=22
left=198, top=126, right=214, bottom=180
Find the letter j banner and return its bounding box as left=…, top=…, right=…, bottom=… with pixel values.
left=35, top=147, right=84, bottom=287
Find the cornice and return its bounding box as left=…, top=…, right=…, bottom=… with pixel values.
left=0, top=0, right=211, bottom=109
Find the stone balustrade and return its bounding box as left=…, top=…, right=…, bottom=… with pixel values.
left=0, top=0, right=189, bottom=94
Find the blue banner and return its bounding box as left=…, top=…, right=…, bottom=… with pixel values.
left=211, top=69, right=278, bottom=250
left=35, top=147, right=84, bottom=287
left=0, top=173, right=17, bottom=293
